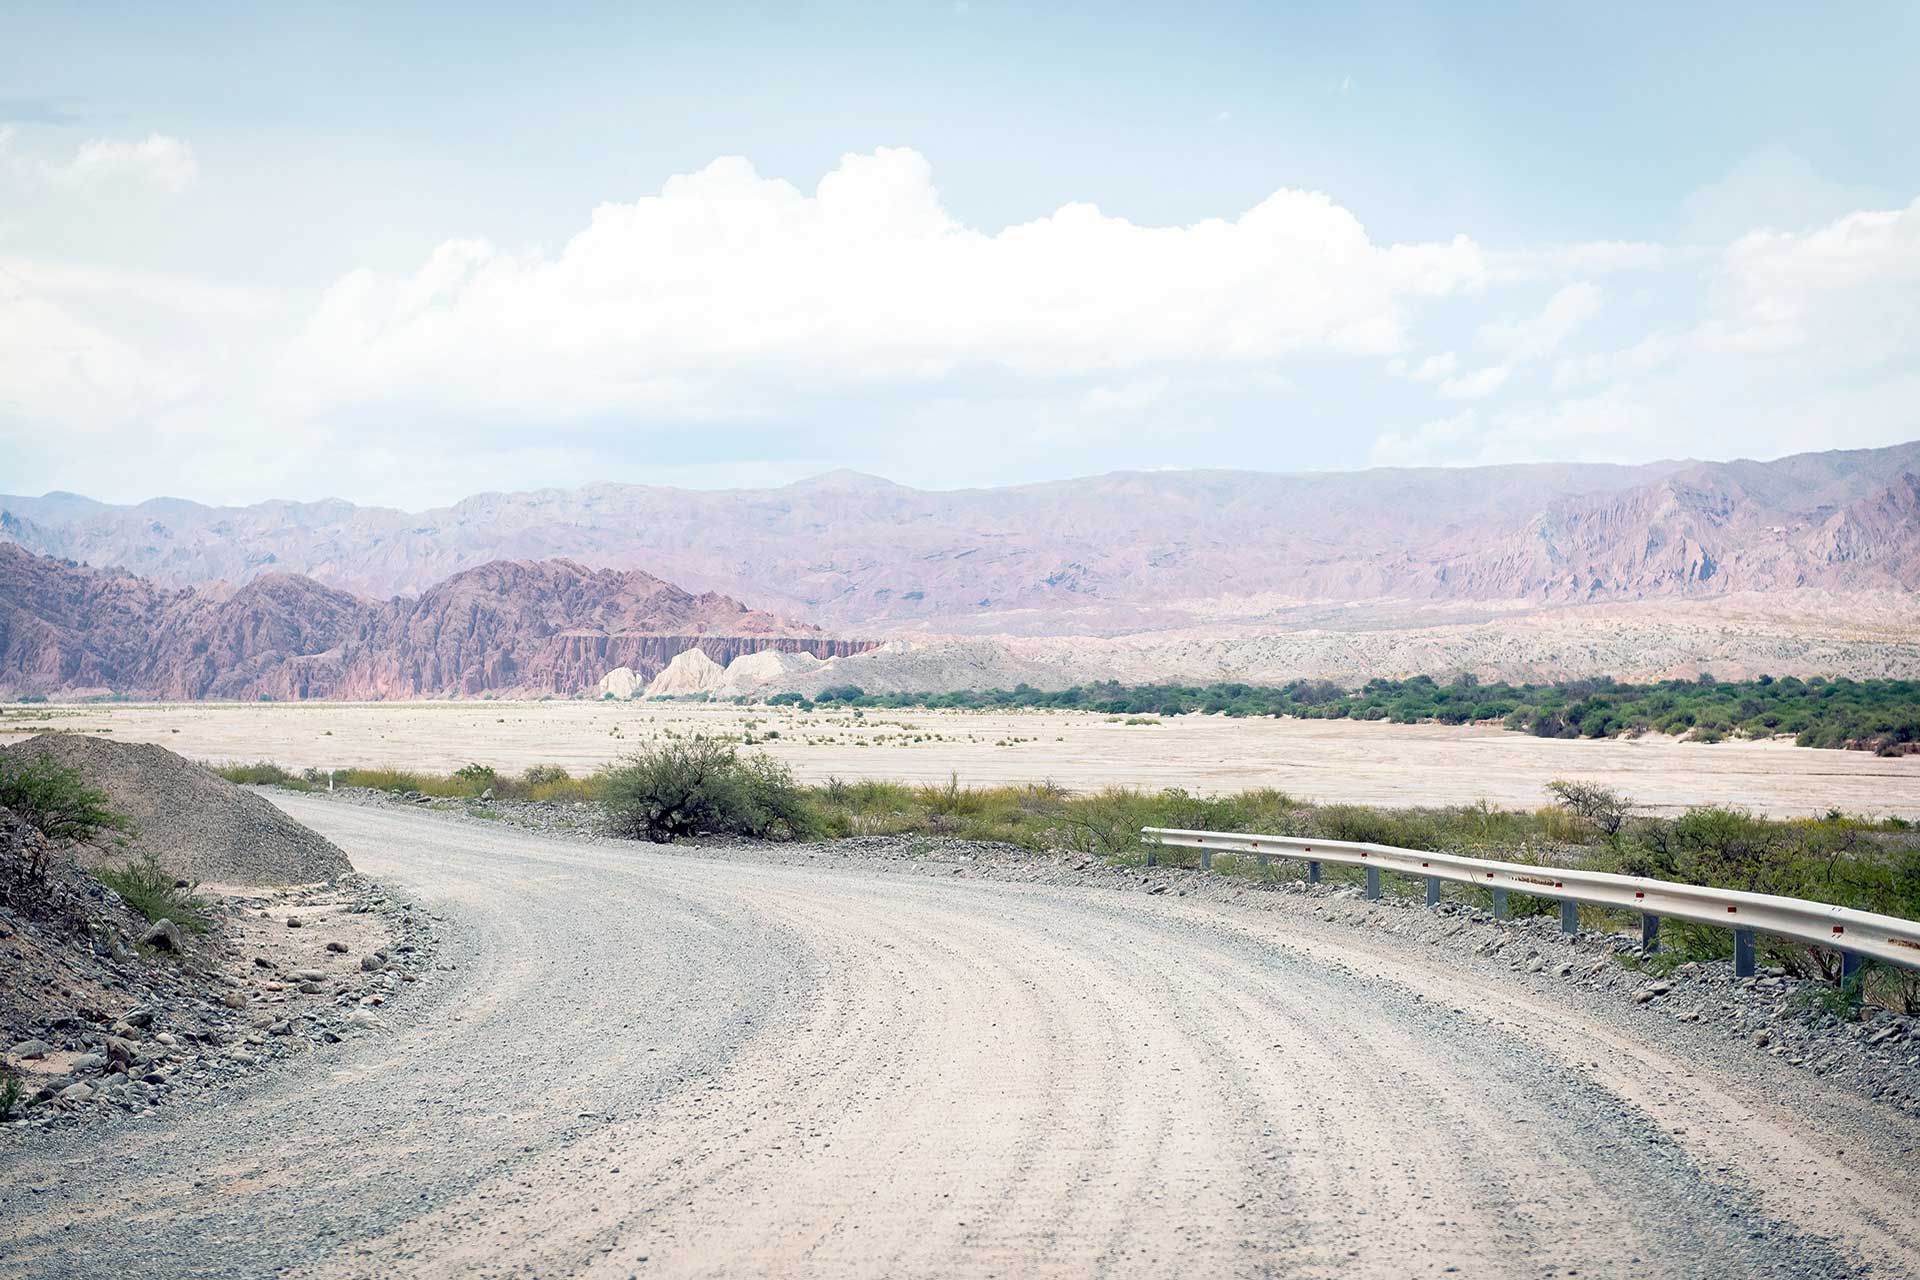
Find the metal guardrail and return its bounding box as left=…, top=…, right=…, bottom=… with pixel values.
left=1141, top=827, right=1920, bottom=976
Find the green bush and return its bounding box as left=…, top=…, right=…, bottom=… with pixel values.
left=453, top=762, right=498, bottom=788
left=212, top=761, right=315, bottom=791
left=0, top=752, right=131, bottom=844
left=602, top=740, right=817, bottom=842
left=98, top=850, right=210, bottom=934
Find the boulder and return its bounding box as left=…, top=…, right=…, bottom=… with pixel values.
left=140, top=919, right=185, bottom=952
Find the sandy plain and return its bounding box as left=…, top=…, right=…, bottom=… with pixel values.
left=4, top=699, right=1917, bottom=817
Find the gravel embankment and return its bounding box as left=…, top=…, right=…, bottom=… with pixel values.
left=1, top=734, right=353, bottom=884
left=2, top=860, right=434, bottom=1134
left=1, top=794, right=1914, bottom=1279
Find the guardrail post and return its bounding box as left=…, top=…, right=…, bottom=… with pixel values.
left=1200, top=847, right=1212, bottom=873
left=1492, top=887, right=1509, bottom=920
left=1733, top=928, right=1756, bottom=978
left=1425, top=876, right=1440, bottom=906
left=1307, top=860, right=1320, bottom=885
left=1642, top=913, right=1660, bottom=953
left=1840, top=951, right=1863, bottom=1010
left=1365, top=867, right=1381, bottom=900
left=1145, top=844, right=1157, bottom=869
left=1560, top=900, right=1579, bottom=935
left=1256, top=852, right=1269, bottom=874
left=1841, top=951, right=1862, bottom=981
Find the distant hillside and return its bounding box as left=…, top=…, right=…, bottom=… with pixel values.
left=0, top=545, right=865, bottom=700
left=4, top=442, right=1919, bottom=635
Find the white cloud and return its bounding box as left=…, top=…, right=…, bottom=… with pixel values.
left=56, top=133, right=198, bottom=193
left=1369, top=410, right=1478, bottom=466
left=1388, top=351, right=1457, bottom=382
left=1437, top=365, right=1510, bottom=399
left=5, top=143, right=1917, bottom=504
left=277, top=148, right=1489, bottom=424
left=1704, top=199, right=1920, bottom=363
left=1682, top=147, right=1894, bottom=242
left=1373, top=198, right=1920, bottom=469
left=1480, top=282, right=1603, bottom=363
left=1552, top=331, right=1682, bottom=390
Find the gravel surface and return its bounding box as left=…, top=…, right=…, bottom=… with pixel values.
left=2, top=796, right=1915, bottom=1278
left=0, top=735, right=352, bottom=884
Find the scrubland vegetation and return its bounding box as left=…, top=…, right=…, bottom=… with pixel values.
left=765, top=674, right=1920, bottom=754
left=217, top=747, right=1920, bottom=1007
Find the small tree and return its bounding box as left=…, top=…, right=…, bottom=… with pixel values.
left=0, top=752, right=131, bottom=847
left=1545, top=779, right=1633, bottom=839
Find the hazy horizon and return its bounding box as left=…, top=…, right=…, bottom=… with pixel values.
left=14, top=436, right=1919, bottom=515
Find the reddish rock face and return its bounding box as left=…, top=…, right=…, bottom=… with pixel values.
left=0, top=546, right=869, bottom=700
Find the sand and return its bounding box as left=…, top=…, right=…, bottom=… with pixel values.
left=4, top=700, right=1917, bottom=818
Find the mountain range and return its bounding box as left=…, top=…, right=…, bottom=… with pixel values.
left=0, top=547, right=864, bottom=700
left=4, top=443, right=1918, bottom=636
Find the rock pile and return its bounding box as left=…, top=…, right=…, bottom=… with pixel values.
left=1, top=867, right=434, bottom=1135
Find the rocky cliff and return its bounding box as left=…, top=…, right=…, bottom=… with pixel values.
left=5, top=442, right=1918, bottom=634
left=0, top=546, right=869, bottom=700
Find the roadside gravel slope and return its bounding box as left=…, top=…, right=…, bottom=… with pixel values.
left=2, top=797, right=1915, bottom=1279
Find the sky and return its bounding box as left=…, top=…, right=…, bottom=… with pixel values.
left=2, top=2, right=1917, bottom=509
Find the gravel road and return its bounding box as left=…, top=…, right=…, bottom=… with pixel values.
left=3, top=797, right=1916, bottom=1279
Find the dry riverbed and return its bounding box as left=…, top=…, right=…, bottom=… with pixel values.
left=5, top=698, right=1918, bottom=817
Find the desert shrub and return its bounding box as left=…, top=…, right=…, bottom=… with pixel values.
left=0, top=1066, right=23, bottom=1119
left=1669, top=806, right=1780, bottom=890
left=0, top=752, right=131, bottom=845
left=503, top=763, right=604, bottom=803
left=213, top=761, right=315, bottom=791
left=1546, top=779, right=1633, bottom=838
left=452, top=762, right=498, bottom=789
left=98, top=850, right=210, bottom=934
left=602, top=740, right=817, bottom=842
left=330, top=767, right=477, bottom=798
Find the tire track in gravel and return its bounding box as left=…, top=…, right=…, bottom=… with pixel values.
left=3, top=799, right=1906, bottom=1279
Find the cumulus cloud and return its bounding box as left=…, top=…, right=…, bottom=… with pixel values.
left=55, top=133, right=199, bottom=192
left=277, top=148, right=1488, bottom=424
left=5, top=144, right=1917, bottom=503
left=1373, top=198, right=1920, bottom=469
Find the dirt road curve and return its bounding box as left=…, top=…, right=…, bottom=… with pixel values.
left=4, top=798, right=1916, bottom=1279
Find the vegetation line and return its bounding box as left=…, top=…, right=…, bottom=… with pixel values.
left=739, top=674, right=1920, bottom=755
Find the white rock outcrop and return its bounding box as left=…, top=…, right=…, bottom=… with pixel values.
left=644, top=647, right=727, bottom=697
left=715, top=648, right=826, bottom=698
left=597, top=667, right=639, bottom=699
